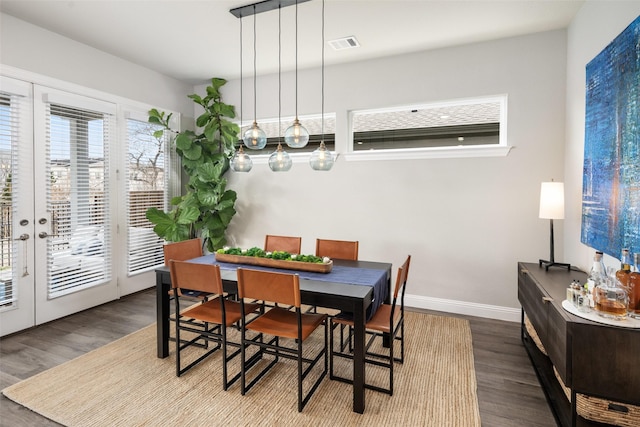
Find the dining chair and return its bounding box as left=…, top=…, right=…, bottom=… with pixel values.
left=264, top=234, right=302, bottom=254
left=169, top=260, right=260, bottom=389
left=163, top=238, right=209, bottom=298
left=329, top=254, right=411, bottom=396
left=315, top=238, right=359, bottom=261
left=311, top=238, right=359, bottom=315
left=237, top=267, right=328, bottom=412
left=163, top=238, right=211, bottom=340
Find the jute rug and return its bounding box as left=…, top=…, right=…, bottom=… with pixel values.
left=2, top=311, right=480, bottom=426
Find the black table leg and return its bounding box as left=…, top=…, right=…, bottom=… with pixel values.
left=156, top=271, right=169, bottom=358
left=352, top=298, right=366, bottom=414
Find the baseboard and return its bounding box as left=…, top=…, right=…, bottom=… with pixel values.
left=405, top=294, right=521, bottom=323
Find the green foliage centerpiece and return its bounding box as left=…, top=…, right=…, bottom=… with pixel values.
left=145, top=78, right=239, bottom=252
left=215, top=247, right=333, bottom=273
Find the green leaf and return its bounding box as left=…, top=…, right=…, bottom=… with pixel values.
left=196, top=189, right=219, bottom=207
left=205, top=213, right=225, bottom=232
left=170, top=196, right=183, bottom=206
left=182, top=143, right=202, bottom=161
left=176, top=206, right=200, bottom=225
left=163, top=223, right=192, bottom=243
left=221, top=189, right=236, bottom=202
left=215, top=198, right=235, bottom=211
left=211, top=78, right=227, bottom=90
left=219, top=103, right=235, bottom=118
left=203, top=121, right=217, bottom=141
left=196, top=162, right=224, bottom=182
left=206, top=85, right=220, bottom=99
left=217, top=205, right=236, bottom=226
left=145, top=207, right=170, bottom=226
left=148, top=115, right=162, bottom=125
left=175, top=133, right=193, bottom=151
left=187, top=94, right=203, bottom=104
left=196, top=113, right=210, bottom=128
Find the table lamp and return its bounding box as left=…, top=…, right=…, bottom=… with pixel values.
left=538, top=181, right=571, bottom=271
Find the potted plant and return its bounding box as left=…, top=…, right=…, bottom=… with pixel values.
left=145, top=78, right=239, bottom=252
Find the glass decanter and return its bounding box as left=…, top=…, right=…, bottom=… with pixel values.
left=594, top=267, right=628, bottom=320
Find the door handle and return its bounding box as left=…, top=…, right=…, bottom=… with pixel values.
left=38, top=231, right=49, bottom=239
left=15, top=233, right=30, bottom=241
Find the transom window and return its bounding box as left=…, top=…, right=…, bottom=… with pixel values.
left=347, top=95, right=510, bottom=161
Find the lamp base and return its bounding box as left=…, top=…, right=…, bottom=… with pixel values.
left=539, top=259, right=571, bottom=272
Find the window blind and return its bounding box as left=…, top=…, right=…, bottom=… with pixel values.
left=0, top=90, right=26, bottom=307
left=125, top=117, right=170, bottom=274
left=46, top=102, right=113, bottom=298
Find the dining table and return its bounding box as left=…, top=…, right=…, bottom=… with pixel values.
left=154, top=255, right=392, bottom=414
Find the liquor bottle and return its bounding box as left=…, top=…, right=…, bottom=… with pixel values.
left=588, top=251, right=606, bottom=307
left=578, top=283, right=591, bottom=313
left=587, top=251, right=606, bottom=291
left=628, top=253, right=640, bottom=319
left=594, top=267, right=628, bottom=319
left=616, top=248, right=632, bottom=291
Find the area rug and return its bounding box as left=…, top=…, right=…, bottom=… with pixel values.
left=2, top=311, right=480, bottom=426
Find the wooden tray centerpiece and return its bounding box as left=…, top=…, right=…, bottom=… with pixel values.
left=215, top=247, right=333, bottom=273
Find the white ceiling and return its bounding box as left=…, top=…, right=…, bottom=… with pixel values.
left=1, top=0, right=584, bottom=85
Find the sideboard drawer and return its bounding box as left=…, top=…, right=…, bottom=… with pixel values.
left=518, top=266, right=548, bottom=344
left=545, top=301, right=570, bottom=386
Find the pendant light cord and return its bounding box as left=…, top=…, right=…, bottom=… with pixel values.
left=295, top=0, right=299, bottom=119
left=321, top=0, right=325, bottom=142
left=239, top=16, right=243, bottom=138
left=278, top=4, right=282, bottom=147
left=253, top=5, right=257, bottom=123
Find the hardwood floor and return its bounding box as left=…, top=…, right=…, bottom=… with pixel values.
left=0, top=290, right=556, bottom=426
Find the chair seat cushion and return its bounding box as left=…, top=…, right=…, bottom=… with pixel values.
left=333, top=304, right=400, bottom=334
left=247, top=307, right=326, bottom=340
left=182, top=297, right=260, bottom=326
left=364, top=304, right=400, bottom=333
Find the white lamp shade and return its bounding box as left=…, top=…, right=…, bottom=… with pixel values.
left=539, top=182, right=565, bottom=219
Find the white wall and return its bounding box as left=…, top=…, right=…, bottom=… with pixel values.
left=0, top=13, right=193, bottom=115
left=564, top=3, right=640, bottom=272
left=211, top=30, right=569, bottom=321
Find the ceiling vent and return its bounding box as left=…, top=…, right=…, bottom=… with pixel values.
left=328, top=36, right=360, bottom=51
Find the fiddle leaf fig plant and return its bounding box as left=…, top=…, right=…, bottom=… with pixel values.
left=145, top=78, right=240, bottom=252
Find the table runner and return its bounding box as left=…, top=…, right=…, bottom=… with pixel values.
left=188, top=254, right=388, bottom=319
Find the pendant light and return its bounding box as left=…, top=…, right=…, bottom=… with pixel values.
left=309, top=0, right=334, bottom=171
left=284, top=0, right=310, bottom=148
left=242, top=5, right=267, bottom=150
left=269, top=4, right=292, bottom=172
left=231, top=15, right=253, bottom=172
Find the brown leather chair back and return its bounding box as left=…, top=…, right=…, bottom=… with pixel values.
left=163, top=238, right=203, bottom=264
left=264, top=235, right=302, bottom=254
left=237, top=268, right=301, bottom=308
left=315, top=239, right=359, bottom=260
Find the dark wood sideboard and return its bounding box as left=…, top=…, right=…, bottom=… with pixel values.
left=517, top=262, right=640, bottom=427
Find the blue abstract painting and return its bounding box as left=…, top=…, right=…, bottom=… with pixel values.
left=581, top=15, right=640, bottom=259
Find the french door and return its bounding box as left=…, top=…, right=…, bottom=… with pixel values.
left=0, top=79, right=119, bottom=335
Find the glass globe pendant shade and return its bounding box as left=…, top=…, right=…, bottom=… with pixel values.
left=243, top=121, right=267, bottom=150
left=230, top=145, right=252, bottom=172
left=309, top=141, right=334, bottom=171
left=268, top=144, right=292, bottom=172
left=284, top=118, right=310, bottom=148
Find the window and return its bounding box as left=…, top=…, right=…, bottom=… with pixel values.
left=347, top=95, right=510, bottom=161
left=46, top=100, right=115, bottom=298
left=125, top=111, right=178, bottom=275
left=238, top=114, right=336, bottom=159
